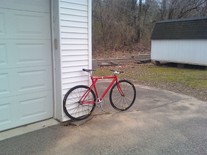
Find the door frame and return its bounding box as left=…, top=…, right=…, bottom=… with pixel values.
left=50, top=0, right=62, bottom=121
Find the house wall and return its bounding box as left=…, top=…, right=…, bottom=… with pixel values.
left=52, top=0, right=92, bottom=121
left=151, top=40, right=207, bottom=66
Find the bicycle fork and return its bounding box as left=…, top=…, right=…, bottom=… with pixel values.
left=117, top=82, right=125, bottom=96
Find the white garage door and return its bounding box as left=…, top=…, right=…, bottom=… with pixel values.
left=0, top=0, right=53, bottom=131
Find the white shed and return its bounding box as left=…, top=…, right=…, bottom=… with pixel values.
left=0, top=0, right=92, bottom=131
left=151, top=17, right=207, bottom=66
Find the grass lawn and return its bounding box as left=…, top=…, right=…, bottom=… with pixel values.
left=94, top=63, right=207, bottom=101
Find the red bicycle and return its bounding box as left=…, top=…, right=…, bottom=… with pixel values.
left=63, top=69, right=136, bottom=121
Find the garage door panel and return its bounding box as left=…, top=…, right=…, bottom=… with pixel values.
left=0, top=40, right=15, bottom=69
left=0, top=69, right=18, bottom=98
left=15, top=40, right=52, bottom=67
left=18, top=91, right=53, bottom=121
left=17, top=43, right=47, bottom=64
left=0, top=43, right=8, bottom=66
left=0, top=8, right=50, bottom=39
left=0, top=0, right=50, bottom=13
left=0, top=98, right=12, bottom=127
left=0, top=73, right=10, bottom=96
left=13, top=12, right=50, bottom=39
left=0, top=91, right=53, bottom=131
left=0, top=66, right=52, bottom=97
left=16, top=67, right=52, bottom=94
left=0, top=39, right=52, bottom=69
left=12, top=11, right=51, bottom=39
left=0, top=11, right=6, bottom=36
left=0, top=9, right=9, bottom=40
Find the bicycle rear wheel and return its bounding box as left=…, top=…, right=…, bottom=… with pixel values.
left=109, top=80, right=136, bottom=111
left=63, top=85, right=96, bottom=121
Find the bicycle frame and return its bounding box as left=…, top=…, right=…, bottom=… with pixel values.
left=80, top=75, right=124, bottom=105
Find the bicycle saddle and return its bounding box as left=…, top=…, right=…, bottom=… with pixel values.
left=82, top=69, right=96, bottom=72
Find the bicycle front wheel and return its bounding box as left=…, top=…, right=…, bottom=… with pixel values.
left=109, top=80, right=136, bottom=111
left=63, top=85, right=96, bottom=121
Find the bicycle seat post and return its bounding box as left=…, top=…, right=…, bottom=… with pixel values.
left=90, top=71, right=93, bottom=76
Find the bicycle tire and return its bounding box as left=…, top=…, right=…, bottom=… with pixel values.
left=109, top=80, right=136, bottom=111
left=63, top=85, right=96, bottom=121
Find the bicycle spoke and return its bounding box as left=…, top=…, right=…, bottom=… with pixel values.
left=114, top=96, right=123, bottom=105
left=110, top=80, right=136, bottom=111
left=63, top=85, right=96, bottom=120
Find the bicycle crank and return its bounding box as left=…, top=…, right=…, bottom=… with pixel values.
left=96, top=98, right=107, bottom=112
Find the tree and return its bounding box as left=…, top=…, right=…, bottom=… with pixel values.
left=92, top=0, right=207, bottom=54
left=158, top=0, right=207, bottom=20
left=135, top=0, right=142, bottom=42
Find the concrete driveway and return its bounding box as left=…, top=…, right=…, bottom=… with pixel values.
left=1, top=84, right=207, bottom=155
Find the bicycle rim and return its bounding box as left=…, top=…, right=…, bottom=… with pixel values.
left=63, top=85, right=96, bottom=121
left=110, top=80, right=136, bottom=111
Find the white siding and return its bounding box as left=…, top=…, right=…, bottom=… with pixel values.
left=52, top=0, right=92, bottom=121
left=59, top=0, right=91, bottom=96
left=151, top=40, right=207, bottom=66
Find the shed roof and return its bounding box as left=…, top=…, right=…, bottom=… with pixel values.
left=151, top=17, right=207, bottom=40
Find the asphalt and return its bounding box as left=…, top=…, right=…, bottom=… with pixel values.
left=1, top=83, right=207, bottom=155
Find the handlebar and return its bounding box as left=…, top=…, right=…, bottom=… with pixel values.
left=110, top=69, right=124, bottom=74
left=82, top=68, right=124, bottom=75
